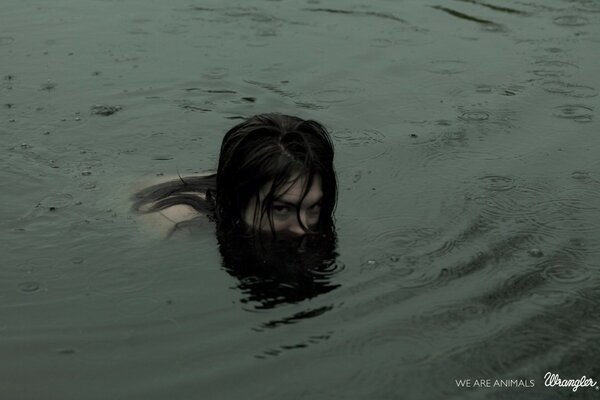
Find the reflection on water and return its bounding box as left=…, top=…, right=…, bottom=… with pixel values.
left=2, top=0, right=600, bottom=398
left=217, top=228, right=341, bottom=310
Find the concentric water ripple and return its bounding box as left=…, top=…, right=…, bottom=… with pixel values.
left=422, top=149, right=501, bottom=168
left=534, top=211, right=600, bottom=238
left=547, top=187, right=600, bottom=212
left=18, top=281, right=43, bottom=294
left=425, top=217, right=493, bottom=259
left=468, top=181, right=560, bottom=228
left=342, top=328, right=432, bottom=366
left=542, top=81, right=598, bottom=98
left=412, top=302, right=492, bottom=338
left=458, top=110, right=490, bottom=122
left=332, top=129, right=385, bottom=146
left=540, top=255, right=592, bottom=285
left=531, top=59, right=577, bottom=78
left=116, top=297, right=162, bottom=316
left=88, top=266, right=154, bottom=295
left=309, top=258, right=346, bottom=277
left=478, top=175, right=516, bottom=192
left=428, top=60, right=467, bottom=75
left=369, top=224, right=440, bottom=254
left=529, top=289, right=577, bottom=308
left=14, top=258, right=64, bottom=281
left=37, top=193, right=74, bottom=210
left=531, top=68, right=566, bottom=78
left=482, top=270, right=546, bottom=309
left=533, top=60, right=578, bottom=69
left=312, top=86, right=356, bottom=103
left=573, top=0, right=600, bottom=12
left=438, top=234, right=535, bottom=284
left=443, top=333, right=536, bottom=379
left=552, top=104, right=593, bottom=122
left=489, top=332, right=563, bottom=372
left=553, top=15, right=589, bottom=26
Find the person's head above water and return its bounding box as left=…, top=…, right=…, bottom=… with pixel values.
left=132, top=113, right=337, bottom=237
left=215, top=113, right=337, bottom=234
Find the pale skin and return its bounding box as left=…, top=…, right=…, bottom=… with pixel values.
left=136, top=173, right=323, bottom=236
left=244, top=174, right=323, bottom=235
left=132, top=172, right=209, bottom=237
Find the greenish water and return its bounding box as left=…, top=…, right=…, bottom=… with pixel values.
left=2, top=0, right=600, bottom=399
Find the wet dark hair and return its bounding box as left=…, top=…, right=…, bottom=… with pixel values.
left=217, top=227, right=341, bottom=309
left=216, top=113, right=336, bottom=233
left=131, top=113, right=337, bottom=235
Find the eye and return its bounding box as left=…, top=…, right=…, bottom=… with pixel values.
left=272, top=204, right=292, bottom=218
left=308, top=202, right=321, bottom=214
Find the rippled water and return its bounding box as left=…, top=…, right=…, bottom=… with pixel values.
left=2, top=0, right=600, bottom=399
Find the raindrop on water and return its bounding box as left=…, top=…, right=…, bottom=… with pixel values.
left=18, top=282, right=41, bottom=293
left=458, top=110, right=489, bottom=122
left=552, top=104, right=593, bottom=123
left=553, top=15, right=589, bottom=27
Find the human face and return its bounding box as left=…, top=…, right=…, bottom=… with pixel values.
left=243, top=174, right=323, bottom=235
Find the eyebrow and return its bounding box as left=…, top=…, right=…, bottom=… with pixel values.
left=273, top=198, right=322, bottom=208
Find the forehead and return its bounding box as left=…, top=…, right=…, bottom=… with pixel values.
left=260, top=174, right=323, bottom=202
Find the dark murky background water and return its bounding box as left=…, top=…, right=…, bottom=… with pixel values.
left=2, top=0, right=600, bottom=399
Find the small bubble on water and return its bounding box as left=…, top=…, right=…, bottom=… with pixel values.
left=71, top=257, right=84, bottom=265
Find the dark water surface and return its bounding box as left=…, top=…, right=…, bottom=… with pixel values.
left=2, top=0, right=600, bottom=399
